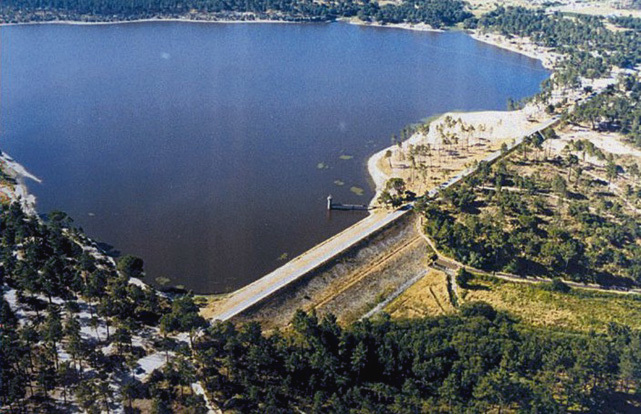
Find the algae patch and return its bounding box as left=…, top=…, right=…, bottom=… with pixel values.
left=155, top=276, right=171, bottom=286
left=350, top=186, right=365, bottom=196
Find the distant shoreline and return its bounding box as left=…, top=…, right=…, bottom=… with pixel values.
left=469, top=31, right=558, bottom=71
left=0, top=17, right=309, bottom=27
left=0, top=16, right=448, bottom=32
left=0, top=18, right=554, bottom=72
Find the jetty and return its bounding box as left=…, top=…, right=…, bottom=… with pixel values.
left=327, top=195, right=369, bottom=211
left=209, top=116, right=560, bottom=322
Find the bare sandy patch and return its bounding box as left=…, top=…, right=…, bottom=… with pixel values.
left=368, top=107, right=549, bottom=204
left=546, top=128, right=641, bottom=161
left=346, top=18, right=443, bottom=32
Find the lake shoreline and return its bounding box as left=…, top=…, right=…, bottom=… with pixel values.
left=468, top=30, right=559, bottom=71
left=366, top=107, right=553, bottom=207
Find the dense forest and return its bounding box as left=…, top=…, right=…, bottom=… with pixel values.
left=193, top=306, right=641, bottom=412
left=610, top=15, right=641, bottom=31
left=0, top=0, right=472, bottom=28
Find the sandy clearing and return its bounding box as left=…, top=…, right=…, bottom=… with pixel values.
left=368, top=107, right=548, bottom=201
left=579, top=131, right=641, bottom=158
left=466, top=0, right=641, bottom=18
left=550, top=2, right=641, bottom=18
left=545, top=128, right=641, bottom=164
left=134, top=352, right=171, bottom=382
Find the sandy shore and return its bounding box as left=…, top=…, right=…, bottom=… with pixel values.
left=469, top=30, right=560, bottom=70
left=344, top=18, right=443, bottom=33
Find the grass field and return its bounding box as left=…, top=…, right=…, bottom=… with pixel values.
left=385, top=268, right=455, bottom=319
left=387, top=269, right=641, bottom=333
left=462, top=274, right=641, bottom=333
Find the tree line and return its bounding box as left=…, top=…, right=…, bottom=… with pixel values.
left=0, top=0, right=472, bottom=28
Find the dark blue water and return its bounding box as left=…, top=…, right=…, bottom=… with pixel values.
left=0, top=22, right=548, bottom=293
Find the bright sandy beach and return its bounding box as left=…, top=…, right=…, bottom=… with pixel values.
left=367, top=107, right=550, bottom=205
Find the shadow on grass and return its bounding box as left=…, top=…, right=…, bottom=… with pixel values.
left=518, top=259, right=549, bottom=277
left=592, top=272, right=635, bottom=289
left=464, top=283, right=490, bottom=291
left=459, top=199, right=485, bottom=215
left=579, top=391, right=641, bottom=414
left=566, top=190, right=589, bottom=200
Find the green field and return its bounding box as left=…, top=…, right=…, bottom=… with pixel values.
left=462, top=274, right=641, bottom=332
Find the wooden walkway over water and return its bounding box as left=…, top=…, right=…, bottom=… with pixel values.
left=326, top=195, right=369, bottom=211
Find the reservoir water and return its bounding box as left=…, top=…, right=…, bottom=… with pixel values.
left=0, top=22, right=548, bottom=293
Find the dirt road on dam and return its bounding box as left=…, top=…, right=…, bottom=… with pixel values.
left=208, top=207, right=410, bottom=321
